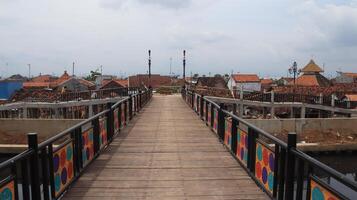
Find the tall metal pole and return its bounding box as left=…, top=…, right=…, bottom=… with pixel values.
left=148, top=50, right=151, bottom=78
left=148, top=50, right=151, bottom=88
left=183, top=50, right=186, bottom=79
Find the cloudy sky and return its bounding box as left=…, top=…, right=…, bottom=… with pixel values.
left=0, top=0, right=356, bottom=78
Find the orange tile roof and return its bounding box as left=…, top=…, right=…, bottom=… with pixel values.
left=231, top=74, right=260, bottom=83
left=301, top=59, right=323, bottom=73
left=31, top=75, right=54, bottom=82
left=77, top=78, right=95, bottom=87
left=343, top=72, right=357, bottom=78
left=55, top=71, right=71, bottom=85
left=260, top=79, right=273, bottom=85
left=345, top=94, right=357, bottom=101
left=292, top=75, right=319, bottom=86
left=23, top=82, right=50, bottom=88
left=101, top=79, right=127, bottom=88
left=115, top=79, right=128, bottom=87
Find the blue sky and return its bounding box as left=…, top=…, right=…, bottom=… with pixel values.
left=0, top=0, right=356, bottom=78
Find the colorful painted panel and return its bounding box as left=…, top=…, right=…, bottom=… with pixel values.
left=213, top=108, right=218, bottom=133
left=99, top=117, right=108, bottom=149
left=53, top=142, right=74, bottom=197
left=236, top=128, right=248, bottom=165
left=310, top=178, right=341, bottom=200
left=255, top=141, right=275, bottom=194
left=0, top=179, right=15, bottom=200
left=114, top=108, right=119, bottom=133
left=121, top=103, right=126, bottom=128
left=82, top=127, right=94, bottom=167
left=224, top=118, right=232, bottom=148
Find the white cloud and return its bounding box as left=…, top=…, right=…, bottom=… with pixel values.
left=0, top=0, right=356, bottom=78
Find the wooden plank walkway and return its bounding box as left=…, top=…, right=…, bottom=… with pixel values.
left=64, top=95, right=268, bottom=200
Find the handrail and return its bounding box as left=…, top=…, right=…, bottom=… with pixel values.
left=0, top=88, right=153, bottom=200
left=203, top=96, right=221, bottom=109
left=182, top=89, right=357, bottom=199
left=38, top=109, right=110, bottom=149
left=0, top=149, right=34, bottom=170
left=222, top=109, right=287, bottom=148
left=292, top=148, right=357, bottom=190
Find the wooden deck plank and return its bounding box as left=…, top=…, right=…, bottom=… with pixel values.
left=63, top=95, right=268, bottom=200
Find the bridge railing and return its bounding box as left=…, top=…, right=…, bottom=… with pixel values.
left=0, top=89, right=152, bottom=200
left=182, top=89, right=357, bottom=200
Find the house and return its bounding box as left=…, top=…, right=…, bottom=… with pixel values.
left=276, top=77, right=294, bottom=86
left=100, top=79, right=128, bottom=89
left=227, top=74, right=261, bottom=91
left=129, top=74, right=172, bottom=88
left=290, top=60, right=331, bottom=87
left=57, top=77, right=95, bottom=92
left=196, top=77, right=227, bottom=89
left=95, top=75, right=117, bottom=86
left=335, top=72, right=357, bottom=83
left=260, top=78, right=273, bottom=92
left=342, top=94, right=357, bottom=109
left=23, top=74, right=58, bottom=89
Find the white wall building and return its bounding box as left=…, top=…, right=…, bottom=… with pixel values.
left=227, top=74, right=261, bottom=92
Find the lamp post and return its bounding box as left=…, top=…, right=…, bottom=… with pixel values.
left=288, top=61, right=300, bottom=103
left=289, top=61, right=299, bottom=85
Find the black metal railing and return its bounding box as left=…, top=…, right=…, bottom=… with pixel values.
left=182, top=89, right=357, bottom=200
left=0, top=89, right=152, bottom=200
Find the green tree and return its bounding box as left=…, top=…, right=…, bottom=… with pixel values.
left=84, top=69, right=101, bottom=81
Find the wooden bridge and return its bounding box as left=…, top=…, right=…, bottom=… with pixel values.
left=0, top=89, right=356, bottom=200
left=63, top=95, right=268, bottom=199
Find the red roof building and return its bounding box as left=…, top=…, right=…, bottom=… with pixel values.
left=129, top=74, right=171, bottom=88
left=290, top=60, right=331, bottom=87
left=228, top=74, right=261, bottom=91
left=100, top=79, right=128, bottom=89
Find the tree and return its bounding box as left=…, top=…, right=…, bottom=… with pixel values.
left=214, top=74, right=222, bottom=78
left=84, top=69, right=101, bottom=81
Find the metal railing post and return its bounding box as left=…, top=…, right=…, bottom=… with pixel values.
left=218, top=103, right=225, bottom=141
left=200, top=95, right=204, bottom=118
left=139, top=91, right=143, bottom=110
left=284, top=132, right=297, bottom=200
left=106, top=102, right=114, bottom=142
left=247, top=128, right=257, bottom=173
left=129, top=95, right=133, bottom=120
left=93, top=117, right=100, bottom=154
left=28, top=133, right=41, bottom=200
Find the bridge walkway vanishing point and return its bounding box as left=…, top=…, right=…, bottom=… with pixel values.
left=64, top=94, right=268, bottom=199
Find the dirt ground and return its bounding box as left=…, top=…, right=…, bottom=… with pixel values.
left=271, top=129, right=357, bottom=144
left=0, top=131, right=67, bottom=145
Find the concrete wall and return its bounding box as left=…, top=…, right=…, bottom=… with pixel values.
left=246, top=118, right=357, bottom=135
left=0, top=119, right=83, bottom=144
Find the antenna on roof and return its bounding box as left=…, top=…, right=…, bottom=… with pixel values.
left=28, top=64, right=31, bottom=79
left=72, top=62, right=75, bottom=77
left=169, top=57, right=172, bottom=76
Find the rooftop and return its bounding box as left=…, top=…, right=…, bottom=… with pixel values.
left=231, top=74, right=260, bottom=83
left=300, top=59, right=324, bottom=73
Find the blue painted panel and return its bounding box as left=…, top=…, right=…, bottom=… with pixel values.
left=0, top=81, right=23, bottom=99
